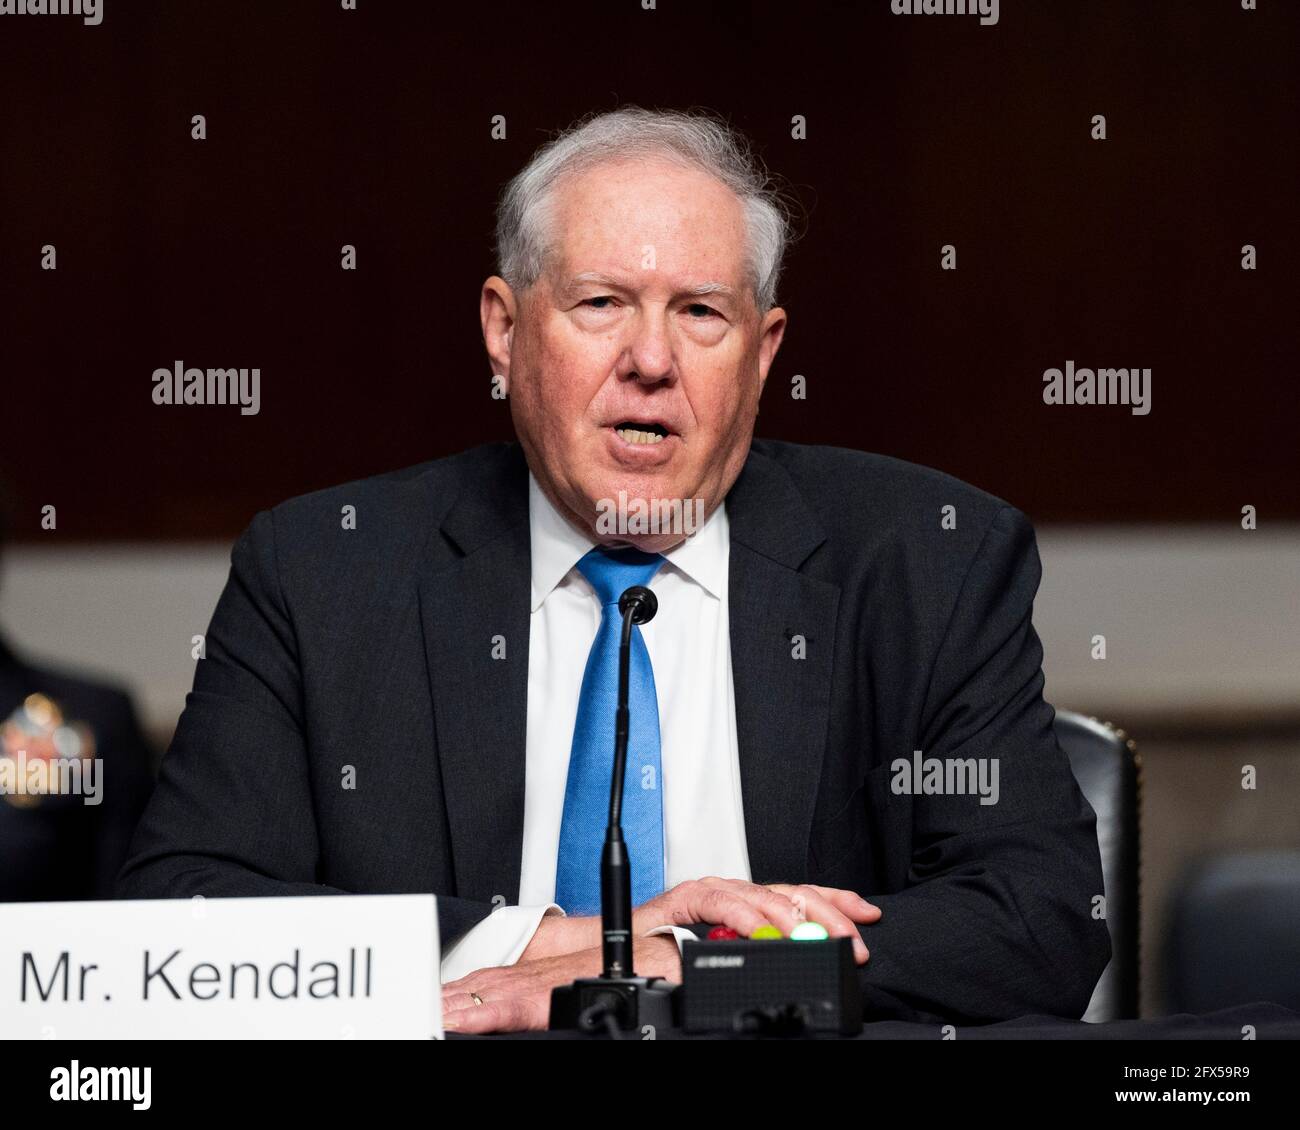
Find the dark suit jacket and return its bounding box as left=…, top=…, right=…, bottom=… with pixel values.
left=1, top=636, right=155, bottom=901
left=117, top=440, right=1111, bottom=1023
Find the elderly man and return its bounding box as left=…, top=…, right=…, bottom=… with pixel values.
left=118, top=107, right=1110, bottom=1033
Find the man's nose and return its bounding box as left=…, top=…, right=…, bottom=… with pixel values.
left=618, top=308, right=676, bottom=385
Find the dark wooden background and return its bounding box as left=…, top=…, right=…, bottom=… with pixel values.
left=1, top=0, right=1295, bottom=540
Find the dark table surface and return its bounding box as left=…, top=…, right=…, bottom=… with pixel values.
left=453, top=1002, right=1300, bottom=1039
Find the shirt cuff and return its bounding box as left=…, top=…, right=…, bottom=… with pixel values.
left=644, top=924, right=701, bottom=953
left=440, top=903, right=564, bottom=983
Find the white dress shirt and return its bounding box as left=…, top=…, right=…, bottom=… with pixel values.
left=440, top=473, right=752, bottom=981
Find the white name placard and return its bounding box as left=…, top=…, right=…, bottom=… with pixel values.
left=0, top=894, right=441, bottom=1039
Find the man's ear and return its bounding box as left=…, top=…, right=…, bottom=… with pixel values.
left=480, top=276, right=518, bottom=394
left=755, top=305, right=788, bottom=399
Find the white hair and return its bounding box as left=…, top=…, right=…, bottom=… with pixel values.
left=495, top=106, right=792, bottom=312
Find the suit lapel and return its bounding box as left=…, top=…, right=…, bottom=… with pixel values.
left=418, top=446, right=532, bottom=904
left=727, top=446, right=840, bottom=883
left=416, top=441, right=840, bottom=898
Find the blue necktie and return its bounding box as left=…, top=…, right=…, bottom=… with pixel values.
left=554, top=546, right=667, bottom=916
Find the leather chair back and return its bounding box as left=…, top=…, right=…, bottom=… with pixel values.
left=1165, top=851, right=1300, bottom=1013
left=1054, top=710, right=1141, bottom=1021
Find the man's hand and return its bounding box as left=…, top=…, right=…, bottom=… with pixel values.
left=442, top=935, right=682, bottom=1034
left=521, top=878, right=881, bottom=965
left=443, top=879, right=882, bottom=1033
left=633, top=877, right=880, bottom=964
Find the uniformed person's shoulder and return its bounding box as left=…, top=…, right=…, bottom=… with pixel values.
left=7, top=658, right=137, bottom=731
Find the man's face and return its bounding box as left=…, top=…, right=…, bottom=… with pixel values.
left=481, top=157, right=787, bottom=551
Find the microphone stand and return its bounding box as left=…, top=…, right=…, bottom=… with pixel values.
left=548, top=585, right=680, bottom=1035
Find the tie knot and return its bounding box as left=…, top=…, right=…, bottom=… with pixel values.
left=576, top=546, right=665, bottom=607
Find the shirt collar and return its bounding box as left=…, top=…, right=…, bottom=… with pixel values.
left=528, top=473, right=729, bottom=612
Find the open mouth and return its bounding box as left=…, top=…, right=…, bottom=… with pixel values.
left=613, top=421, right=671, bottom=446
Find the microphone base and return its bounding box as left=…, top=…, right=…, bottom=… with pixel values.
left=548, top=976, right=679, bottom=1034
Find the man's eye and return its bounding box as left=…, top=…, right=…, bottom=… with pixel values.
left=581, top=296, right=616, bottom=310
left=685, top=303, right=720, bottom=319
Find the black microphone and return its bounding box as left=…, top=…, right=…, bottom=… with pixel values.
left=549, top=583, right=679, bottom=1034
left=601, top=584, right=655, bottom=978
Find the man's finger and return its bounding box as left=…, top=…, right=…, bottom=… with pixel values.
left=804, top=884, right=883, bottom=920
left=441, top=989, right=485, bottom=1013
left=444, top=998, right=509, bottom=1034
left=702, top=877, right=809, bottom=933
left=768, top=884, right=872, bottom=964
left=694, top=887, right=777, bottom=937
left=444, top=995, right=537, bottom=1034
